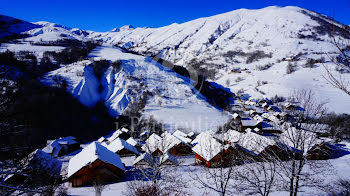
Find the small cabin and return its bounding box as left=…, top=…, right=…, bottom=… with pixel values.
left=67, top=142, right=125, bottom=187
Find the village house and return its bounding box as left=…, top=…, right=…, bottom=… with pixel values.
left=142, top=133, right=163, bottom=156
left=107, top=138, right=140, bottom=156
left=240, top=119, right=262, bottom=132
left=192, top=132, right=238, bottom=168
left=67, top=142, right=125, bottom=187
left=42, top=136, right=80, bottom=158
left=225, top=129, right=286, bottom=161
left=162, top=132, right=193, bottom=156
left=126, top=137, right=143, bottom=152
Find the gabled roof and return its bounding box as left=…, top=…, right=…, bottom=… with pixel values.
left=67, top=142, right=125, bottom=178
left=142, top=133, right=162, bottom=153
left=107, top=138, right=139, bottom=155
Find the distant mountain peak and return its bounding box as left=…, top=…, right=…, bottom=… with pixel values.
left=110, top=25, right=134, bottom=32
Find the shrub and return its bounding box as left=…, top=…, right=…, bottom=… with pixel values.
left=92, top=60, right=110, bottom=80
left=286, top=62, right=297, bottom=74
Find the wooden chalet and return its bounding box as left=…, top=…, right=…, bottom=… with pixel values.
left=67, top=142, right=125, bottom=187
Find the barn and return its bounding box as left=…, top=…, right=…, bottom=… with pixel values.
left=67, top=142, right=125, bottom=187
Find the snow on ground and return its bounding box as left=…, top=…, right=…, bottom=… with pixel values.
left=42, top=45, right=229, bottom=133
left=0, top=43, right=64, bottom=58
left=64, top=140, right=350, bottom=196
left=215, top=60, right=350, bottom=114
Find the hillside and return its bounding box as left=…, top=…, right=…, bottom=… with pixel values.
left=87, top=6, right=350, bottom=113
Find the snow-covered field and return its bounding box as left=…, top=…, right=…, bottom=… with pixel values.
left=0, top=43, right=64, bottom=58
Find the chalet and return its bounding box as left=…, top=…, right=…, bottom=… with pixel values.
left=42, top=136, right=80, bottom=157
left=192, top=133, right=238, bottom=168
left=107, top=138, right=140, bottom=156
left=4, top=149, right=62, bottom=186
left=225, top=129, right=285, bottom=161
left=240, top=119, right=262, bottom=132
left=67, top=142, right=125, bottom=187
left=133, top=152, right=178, bottom=167
left=142, top=133, right=163, bottom=156
left=306, top=142, right=333, bottom=160
left=162, top=132, right=193, bottom=156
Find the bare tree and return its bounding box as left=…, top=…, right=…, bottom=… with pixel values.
left=126, top=133, right=189, bottom=196
left=323, top=24, right=350, bottom=96
left=277, top=89, right=331, bottom=196
left=234, top=138, right=282, bottom=196
left=93, top=179, right=106, bottom=196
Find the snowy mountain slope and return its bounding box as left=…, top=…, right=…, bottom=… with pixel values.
left=87, top=6, right=350, bottom=113
left=42, top=45, right=229, bottom=132
left=23, top=21, right=90, bottom=42
left=88, top=6, right=349, bottom=65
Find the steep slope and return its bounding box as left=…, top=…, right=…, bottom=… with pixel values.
left=42, top=45, right=229, bottom=132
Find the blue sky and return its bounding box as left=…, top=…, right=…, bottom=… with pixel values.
left=1, top=0, right=349, bottom=31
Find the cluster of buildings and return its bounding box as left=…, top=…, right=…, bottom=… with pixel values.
left=3, top=95, right=336, bottom=188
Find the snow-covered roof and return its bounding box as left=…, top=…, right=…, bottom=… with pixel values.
left=108, top=130, right=124, bottom=142
left=107, top=138, right=139, bottom=155
left=67, top=142, right=125, bottom=178
left=253, top=115, right=264, bottom=122
left=192, top=132, right=229, bottom=161
left=142, top=133, right=162, bottom=153
left=279, top=127, right=322, bottom=154
left=238, top=131, right=276, bottom=155
left=187, top=131, right=195, bottom=137
left=97, top=136, right=107, bottom=143
left=126, top=137, right=139, bottom=146
left=42, top=136, right=78, bottom=157
left=232, top=113, right=240, bottom=119
left=241, top=119, right=260, bottom=127
left=173, top=130, right=192, bottom=144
